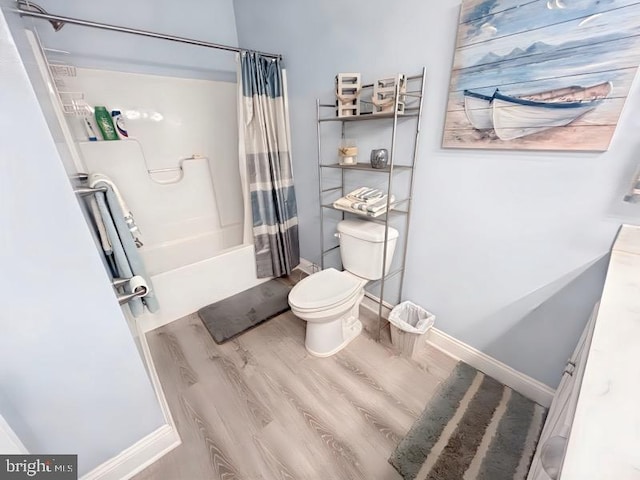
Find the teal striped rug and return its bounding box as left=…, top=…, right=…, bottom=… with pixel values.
left=389, top=362, right=546, bottom=480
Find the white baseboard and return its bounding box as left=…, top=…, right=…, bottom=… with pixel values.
left=426, top=328, right=555, bottom=407
left=136, top=321, right=179, bottom=436
left=81, top=313, right=182, bottom=479
left=297, top=258, right=317, bottom=275
left=81, top=424, right=180, bottom=480
left=340, top=268, right=556, bottom=409
left=361, top=291, right=394, bottom=318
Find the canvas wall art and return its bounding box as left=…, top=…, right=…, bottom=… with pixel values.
left=443, top=0, right=640, bottom=151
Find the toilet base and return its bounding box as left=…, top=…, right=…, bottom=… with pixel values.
left=306, top=319, right=362, bottom=357
left=304, top=295, right=363, bottom=357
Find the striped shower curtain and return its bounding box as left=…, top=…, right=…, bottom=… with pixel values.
left=239, top=52, right=299, bottom=278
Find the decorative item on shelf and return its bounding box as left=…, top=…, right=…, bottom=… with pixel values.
left=372, top=74, right=406, bottom=115
left=370, top=148, right=389, bottom=169
left=336, top=73, right=361, bottom=117
left=338, top=138, right=358, bottom=165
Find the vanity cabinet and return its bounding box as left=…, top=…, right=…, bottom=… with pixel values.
left=529, top=224, right=640, bottom=479
left=527, top=303, right=598, bottom=480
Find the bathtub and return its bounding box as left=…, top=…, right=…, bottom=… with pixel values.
left=138, top=243, right=268, bottom=333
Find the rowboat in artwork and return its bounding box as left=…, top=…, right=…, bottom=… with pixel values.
left=463, top=90, right=494, bottom=130
left=463, top=81, right=612, bottom=140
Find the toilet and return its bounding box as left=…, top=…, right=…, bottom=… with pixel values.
left=288, top=219, right=399, bottom=357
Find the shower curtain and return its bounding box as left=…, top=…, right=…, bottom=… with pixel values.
left=238, top=52, right=299, bottom=278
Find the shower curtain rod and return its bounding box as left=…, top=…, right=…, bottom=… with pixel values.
left=15, top=6, right=282, bottom=59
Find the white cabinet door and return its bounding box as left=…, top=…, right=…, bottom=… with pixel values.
left=527, top=303, right=599, bottom=480
left=527, top=369, right=574, bottom=480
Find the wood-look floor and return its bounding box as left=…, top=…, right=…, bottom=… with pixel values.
left=133, top=304, right=457, bottom=480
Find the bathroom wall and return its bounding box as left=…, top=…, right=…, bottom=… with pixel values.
left=0, top=8, right=165, bottom=475
left=233, top=0, right=640, bottom=387
left=15, top=0, right=239, bottom=80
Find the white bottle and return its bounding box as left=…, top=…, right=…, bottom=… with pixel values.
left=110, top=110, right=129, bottom=139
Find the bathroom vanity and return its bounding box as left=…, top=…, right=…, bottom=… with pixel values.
left=528, top=224, right=640, bottom=479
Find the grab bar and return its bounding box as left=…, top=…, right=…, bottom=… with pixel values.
left=117, top=285, right=148, bottom=305
left=111, top=277, right=130, bottom=288
left=70, top=172, right=89, bottom=181
left=74, top=186, right=108, bottom=196
left=147, top=154, right=208, bottom=185
left=112, top=276, right=149, bottom=305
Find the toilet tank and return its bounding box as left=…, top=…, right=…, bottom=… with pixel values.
left=337, top=219, right=399, bottom=280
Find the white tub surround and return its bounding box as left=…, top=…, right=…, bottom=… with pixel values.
left=138, top=244, right=268, bottom=333
left=529, top=224, right=640, bottom=479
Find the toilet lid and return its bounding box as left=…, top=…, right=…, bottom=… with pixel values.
left=289, top=268, right=363, bottom=311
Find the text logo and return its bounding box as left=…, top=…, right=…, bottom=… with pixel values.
left=0, top=455, right=77, bottom=480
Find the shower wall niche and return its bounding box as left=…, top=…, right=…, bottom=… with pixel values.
left=60, top=67, right=244, bottom=275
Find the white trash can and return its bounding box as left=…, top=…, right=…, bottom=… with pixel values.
left=388, top=301, right=435, bottom=359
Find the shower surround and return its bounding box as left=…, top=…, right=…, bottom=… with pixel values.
left=52, top=65, right=267, bottom=330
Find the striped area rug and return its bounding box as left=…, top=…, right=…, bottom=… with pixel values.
left=389, top=362, right=546, bottom=480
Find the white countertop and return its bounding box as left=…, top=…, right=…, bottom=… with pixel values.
left=561, top=224, right=640, bottom=479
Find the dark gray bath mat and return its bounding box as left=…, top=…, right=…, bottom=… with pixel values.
left=389, top=362, right=547, bottom=480
left=198, top=279, right=291, bottom=344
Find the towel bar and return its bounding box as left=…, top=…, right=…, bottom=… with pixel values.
left=111, top=277, right=130, bottom=288
left=117, top=286, right=148, bottom=305
left=74, top=186, right=108, bottom=196
left=70, top=172, right=89, bottom=181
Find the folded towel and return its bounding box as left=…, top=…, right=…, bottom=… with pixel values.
left=94, top=185, right=159, bottom=316
left=346, top=187, right=384, bottom=202
left=333, top=201, right=394, bottom=218
left=89, top=196, right=112, bottom=255
left=335, top=194, right=394, bottom=214
left=333, top=189, right=395, bottom=218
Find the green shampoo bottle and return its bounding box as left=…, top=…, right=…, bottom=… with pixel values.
left=94, top=106, right=119, bottom=140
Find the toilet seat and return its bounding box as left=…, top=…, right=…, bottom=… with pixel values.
left=289, top=268, right=364, bottom=312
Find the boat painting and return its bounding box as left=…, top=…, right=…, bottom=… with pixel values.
left=463, top=90, right=494, bottom=130
left=463, top=81, right=613, bottom=140
left=443, top=0, right=640, bottom=151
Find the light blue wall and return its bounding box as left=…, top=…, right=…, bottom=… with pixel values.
left=0, top=8, right=164, bottom=475
left=14, top=0, right=239, bottom=80
left=233, top=0, right=640, bottom=387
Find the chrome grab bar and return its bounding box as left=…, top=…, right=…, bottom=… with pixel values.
left=111, top=277, right=130, bottom=288
left=72, top=173, right=149, bottom=307
left=117, top=286, right=148, bottom=305
left=70, top=172, right=89, bottom=181
left=71, top=173, right=106, bottom=196
left=147, top=155, right=208, bottom=185
left=112, top=277, right=148, bottom=305
left=74, top=186, right=108, bottom=196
